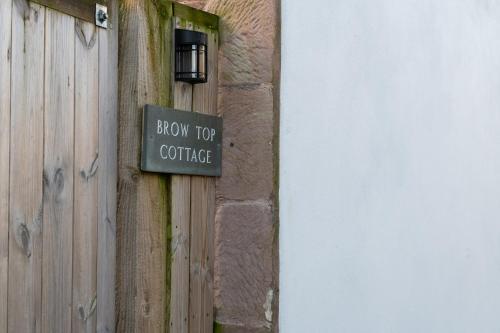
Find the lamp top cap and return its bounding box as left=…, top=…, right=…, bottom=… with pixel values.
left=175, top=29, right=208, bottom=45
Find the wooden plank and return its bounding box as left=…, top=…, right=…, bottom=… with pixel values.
left=30, top=0, right=109, bottom=24
left=117, top=1, right=173, bottom=332
left=115, top=0, right=140, bottom=329
left=170, top=175, right=191, bottom=332
left=7, top=3, right=45, bottom=333
left=42, top=8, right=75, bottom=333
left=172, top=3, right=218, bottom=30
left=96, top=0, right=118, bottom=332
left=189, top=25, right=218, bottom=333
left=72, top=19, right=99, bottom=333
left=189, top=176, right=215, bottom=333
left=134, top=2, right=172, bottom=331
left=170, top=17, right=193, bottom=333
left=0, top=0, right=11, bottom=331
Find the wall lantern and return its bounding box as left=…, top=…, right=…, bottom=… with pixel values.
left=175, top=29, right=208, bottom=84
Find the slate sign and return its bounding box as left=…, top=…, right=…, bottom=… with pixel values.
left=141, top=104, right=222, bottom=176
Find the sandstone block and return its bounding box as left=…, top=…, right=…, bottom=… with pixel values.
left=217, top=84, right=274, bottom=201
left=206, top=0, right=277, bottom=85
left=214, top=201, right=275, bottom=329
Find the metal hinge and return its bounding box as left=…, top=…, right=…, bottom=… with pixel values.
left=95, top=4, right=108, bottom=29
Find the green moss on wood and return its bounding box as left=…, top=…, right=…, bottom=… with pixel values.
left=160, top=174, right=172, bottom=332
left=213, top=321, right=224, bottom=333
left=141, top=1, right=177, bottom=330
left=151, top=0, right=172, bottom=19
left=31, top=0, right=218, bottom=31
left=173, top=2, right=218, bottom=30
left=144, top=0, right=173, bottom=107
left=119, top=2, right=218, bottom=332
left=145, top=1, right=219, bottom=30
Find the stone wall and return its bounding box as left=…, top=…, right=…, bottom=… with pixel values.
left=175, top=0, right=280, bottom=332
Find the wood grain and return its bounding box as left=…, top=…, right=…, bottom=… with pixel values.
left=72, top=19, right=99, bottom=333
left=30, top=0, right=108, bottom=24
left=0, top=1, right=11, bottom=331
left=96, top=0, right=118, bottom=332
left=2, top=1, right=119, bottom=332
left=42, top=8, right=75, bottom=333
left=7, top=3, right=44, bottom=333
left=170, top=17, right=193, bottom=333
left=117, top=1, right=173, bottom=332
left=189, top=26, right=218, bottom=333
left=135, top=2, right=172, bottom=330
left=116, top=1, right=140, bottom=330
left=117, top=3, right=218, bottom=333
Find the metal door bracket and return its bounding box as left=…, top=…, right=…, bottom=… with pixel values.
left=95, top=4, right=108, bottom=29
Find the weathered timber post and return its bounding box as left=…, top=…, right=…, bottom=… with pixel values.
left=117, top=1, right=172, bottom=331
left=117, top=1, right=218, bottom=332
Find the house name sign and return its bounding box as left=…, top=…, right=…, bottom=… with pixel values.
left=141, top=104, right=222, bottom=176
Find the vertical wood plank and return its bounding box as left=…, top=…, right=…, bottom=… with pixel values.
left=0, top=1, right=11, bottom=331
left=134, top=3, right=172, bottom=331
left=42, top=8, right=75, bottom=333
left=97, top=0, right=118, bottom=332
left=72, top=19, right=99, bottom=333
left=189, top=26, right=218, bottom=333
left=7, top=3, right=44, bottom=333
left=189, top=176, right=215, bottom=333
left=117, top=1, right=173, bottom=332
left=116, top=1, right=140, bottom=330
left=170, top=17, right=193, bottom=333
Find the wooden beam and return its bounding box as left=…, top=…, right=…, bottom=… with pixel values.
left=117, top=0, right=173, bottom=331
left=172, top=3, right=218, bottom=30
left=30, top=0, right=109, bottom=24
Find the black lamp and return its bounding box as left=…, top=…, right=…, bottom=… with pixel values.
left=175, top=29, right=208, bottom=84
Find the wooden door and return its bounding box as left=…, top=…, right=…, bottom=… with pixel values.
left=0, top=1, right=117, bottom=332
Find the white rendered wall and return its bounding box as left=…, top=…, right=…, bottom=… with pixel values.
left=280, top=1, right=500, bottom=332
